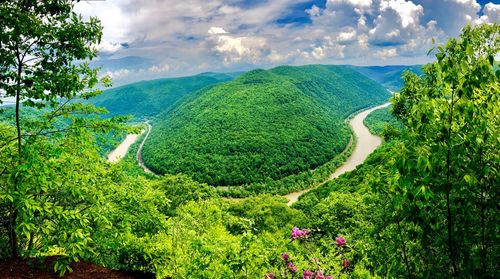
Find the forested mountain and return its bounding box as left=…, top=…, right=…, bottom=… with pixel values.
left=89, top=72, right=240, bottom=119
left=1, top=1, right=497, bottom=277
left=350, top=65, right=423, bottom=91
left=141, top=65, right=390, bottom=186
left=87, top=64, right=418, bottom=122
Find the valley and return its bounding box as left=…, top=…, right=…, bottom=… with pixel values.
left=107, top=101, right=391, bottom=203
left=140, top=65, right=390, bottom=187
left=0, top=4, right=497, bottom=277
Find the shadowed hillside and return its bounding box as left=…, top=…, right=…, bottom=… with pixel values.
left=89, top=72, right=240, bottom=119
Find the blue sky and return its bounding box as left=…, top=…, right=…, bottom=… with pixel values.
left=75, top=0, right=500, bottom=84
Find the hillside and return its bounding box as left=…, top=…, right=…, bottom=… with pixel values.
left=363, top=106, right=404, bottom=135
left=89, top=72, right=239, bottom=119
left=141, top=65, right=390, bottom=186
left=350, top=65, right=423, bottom=91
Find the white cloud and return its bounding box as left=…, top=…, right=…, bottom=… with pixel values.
left=421, top=0, right=481, bottom=35
left=379, top=0, right=423, bottom=28
left=311, top=47, right=326, bottom=59
left=306, top=5, right=322, bottom=17
left=75, top=0, right=497, bottom=80
left=369, top=0, right=428, bottom=47
left=267, top=50, right=292, bottom=63
left=209, top=31, right=268, bottom=64
left=208, top=27, right=229, bottom=35
left=105, top=69, right=131, bottom=79
left=148, top=63, right=170, bottom=73
left=374, top=48, right=397, bottom=58
left=328, top=0, right=373, bottom=8
left=357, top=34, right=369, bottom=49
left=74, top=0, right=130, bottom=43
left=96, top=40, right=124, bottom=54
left=475, top=3, right=500, bottom=25
left=337, top=29, right=357, bottom=43
left=218, top=5, right=240, bottom=15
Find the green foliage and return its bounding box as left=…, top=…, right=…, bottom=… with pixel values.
left=290, top=24, right=499, bottom=278
left=89, top=73, right=238, bottom=119
left=387, top=23, right=500, bottom=277
left=363, top=106, right=404, bottom=138
left=225, top=195, right=306, bottom=233
left=0, top=125, right=129, bottom=273
left=217, top=138, right=355, bottom=198
left=0, top=0, right=129, bottom=274
left=2, top=3, right=496, bottom=278
left=154, top=174, right=217, bottom=216
left=88, top=173, right=170, bottom=272
left=142, top=65, right=390, bottom=187
left=293, top=140, right=421, bottom=277
left=0, top=105, right=129, bottom=156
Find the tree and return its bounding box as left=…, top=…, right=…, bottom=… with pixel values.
left=391, top=23, right=499, bottom=277
left=0, top=0, right=129, bottom=273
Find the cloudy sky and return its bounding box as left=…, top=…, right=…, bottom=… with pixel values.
left=75, top=0, right=500, bottom=84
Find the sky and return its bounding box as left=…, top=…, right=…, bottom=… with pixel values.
left=74, top=0, right=500, bottom=84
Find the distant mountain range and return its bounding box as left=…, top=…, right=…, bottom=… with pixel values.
left=348, top=65, right=423, bottom=91
left=89, top=64, right=421, bottom=118
left=89, top=72, right=243, bottom=119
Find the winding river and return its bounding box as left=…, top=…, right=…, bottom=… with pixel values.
left=107, top=122, right=156, bottom=174
left=107, top=131, right=145, bottom=163
left=136, top=122, right=155, bottom=174
left=108, top=103, right=391, bottom=205
left=284, top=102, right=391, bottom=205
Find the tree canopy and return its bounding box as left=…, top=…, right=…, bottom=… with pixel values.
left=142, top=65, right=390, bottom=186
left=0, top=0, right=129, bottom=273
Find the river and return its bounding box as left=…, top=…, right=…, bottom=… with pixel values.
left=108, top=102, right=391, bottom=204
left=284, top=102, right=391, bottom=205
left=107, top=131, right=145, bottom=163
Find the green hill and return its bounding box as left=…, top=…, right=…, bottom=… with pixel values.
left=90, top=72, right=239, bottom=119
left=141, top=65, right=390, bottom=186
left=349, top=65, right=423, bottom=91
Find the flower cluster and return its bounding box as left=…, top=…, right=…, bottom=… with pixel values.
left=291, top=227, right=309, bottom=240
left=335, top=236, right=346, bottom=246
left=302, top=269, right=333, bottom=279
left=265, top=229, right=353, bottom=278
left=342, top=259, right=350, bottom=268
left=281, top=251, right=298, bottom=273
left=287, top=262, right=298, bottom=273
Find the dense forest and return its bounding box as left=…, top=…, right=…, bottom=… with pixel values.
left=141, top=65, right=390, bottom=186
left=0, top=1, right=498, bottom=278
left=363, top=106, right=404, bottom=136
left=88, top=72, right=240, bottom=119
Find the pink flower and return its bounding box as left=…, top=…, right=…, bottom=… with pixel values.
left=281, top=252, right=289, bottom=262
left=291, top=227, right=302, bottom=239
left=302, top=270, right=313, bottom=279
left=287, top=262, right=298, bottom=273
left=291, top=227, right=309, bottom=240
left=316, top=271, right=324, bottom=279
left=342, top=259, right=350, bottom=268
left=265, top=272, right=274, bottom=279
left=325, top=276, right=333, bottom=279
left=335, top=236, right=346, bottom=246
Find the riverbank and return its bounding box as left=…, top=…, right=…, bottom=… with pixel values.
left=284, top=103, right=390, bottom=205
left=107, top=131, right=145, bottom=163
